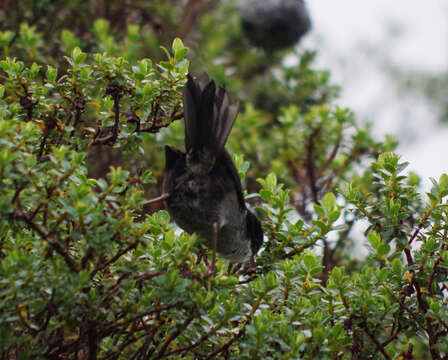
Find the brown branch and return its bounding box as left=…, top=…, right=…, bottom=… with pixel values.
left=100, top=302, right=184, bottom=336
left=284, top=233, right=321, bottom=259
left=92, top=83, right=122, bottom=145
left=408, top=205, right=434, bottom=246
left=111, top=93, right=120, bottom=141
left=382, top=283, right=427, bottom=333
left=320, top=146, right=365, bottom=195
left=318, top=130, right=342, bottom=176
left=135, top=271, right=167, bottom=283
left=403, top=248, right=429, bottom=316
left=90, top=239, right=138, bottom=278
left=155, top=316, right=194, bottom=359
left=428, top=257, right=442, bottom=296
left=11, top=181, right=24, bottom=204
left=206, top=296, right=262, bottom=359
left=137, top=114, right=183, bottom=133
left=30, top=203, right=44, bottom=220
left=87, top=322, right=98, bottom=360
left=381, top=316, right=402, bottom=348
left=361, top=322, right=391, bottom=360
left=305, top=126, right=321, bottom=204
left=13, top=209, right=80, bottom=273
left=38, top=133, right=50, bottom=160
left=19, top=86, right=38, bottom=122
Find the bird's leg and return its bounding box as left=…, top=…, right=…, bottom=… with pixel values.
left=229, top=263, right=242, bottom=275
left=236, top=256, right=256, bottom=276
left=196, top=248, right=208, bottom=265
left=249, top=255, right=256, bottom=270
left=208, top=221, right=219, bottom=277
left=143, top=193, right=170, bottom=206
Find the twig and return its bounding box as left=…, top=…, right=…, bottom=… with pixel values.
left=361, top=322, right=391, bottom=360
left=135, top=271, right=167, bottom=283
left=100, top=302, right=184, bottom=336
left=90, top=239, right=138, bottom=278
left=305, top=126, right=321, bottom=204
left=154, top=316, right=194, bottom=358
left=284, top=233, right=322, bottom=259
left=382, top=282, right=426, bottom=333
left=408, top=204, right=434, bottom=246
left=318, top=130, right=342, bottom=176
left=13, top=209, right=80, bottom=273
left=206, top=296, right=262, bottom=359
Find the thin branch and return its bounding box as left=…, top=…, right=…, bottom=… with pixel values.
left=305, top=126, right=321, bottom=204
left=206, top=296, right=262, bottom=359
left=284, top=233, right=322, bottom=259
left=361, top=322, right=391, bottom=360
left=154, top=316, right=194, bottom=359
left=100, top=302, right=184, bottom=336
left=318, top=130, right=342, bottom=176
left=382, top=283, right=427, bottom=333
left=135, top=271, right=167, bottom=283
left=408, top=204, right=434, bottom=246
left=13, top=209, right=80, bottom=273
left=90, top=239, right=138, bottom=278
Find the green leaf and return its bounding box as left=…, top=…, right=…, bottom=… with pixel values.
left=303, top=254, right=317, bottom=270
left=312, top=220, right=327, bottom=233
left=321, top=192, right=336, bottom=211
left=172, top=38, right=184, bottom=53
left=0, top=30, right=14, bottom=47
left=61, top=30, right=79, bottom=52
left=391, top=258, right=402, bottom=274
left=378, top=243, right=390, bottom=256
left=439, top=174, right=448, bottom=192
left=71, top=46, right=86, bottom=65
left=142, top=82, right=154, bottom=98
left=46, top=65, right=57, bottom=82
left=265, top=173, right=277, bottom=191
left=314, top=205, right=325, bottom=218
left=175, top=47, right=188, bottom=62
left=368, top=232, right=381, bottom=250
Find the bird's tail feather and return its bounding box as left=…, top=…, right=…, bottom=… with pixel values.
left=183, top=74, right=238, bottom=155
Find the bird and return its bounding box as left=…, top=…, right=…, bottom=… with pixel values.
left=238, top=0, right=311, bottom=50
left=146, top=74, right=263, bottom=273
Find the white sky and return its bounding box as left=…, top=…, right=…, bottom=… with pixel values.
left=301, top=0, right=448, bottom=190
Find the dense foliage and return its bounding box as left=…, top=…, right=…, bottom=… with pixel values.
left=1, top=1, right=447, bottom=359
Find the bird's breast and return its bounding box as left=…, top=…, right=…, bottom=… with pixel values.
left=164, top=176, right=251, bottom=262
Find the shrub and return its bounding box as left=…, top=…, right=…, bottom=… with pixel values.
left=1, top=4, right=447, bottom=359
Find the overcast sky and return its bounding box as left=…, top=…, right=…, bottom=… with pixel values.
left=302, top=0, right=448, bottom=190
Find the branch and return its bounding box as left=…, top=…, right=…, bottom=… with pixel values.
left=305, top=126, right=321, bottom=204
left=408, top=202, right=435, bottom=247
left=163, top=318, right=228, bottom=357
left=284, top=233, right=322, bottom=259
left=90, top=239, right=138, bottom=278
left=13, top=209, right=80, bottom=273
left=100, top=302, right=184, bottom=336
left=318, top=130, right=342, bottom=176
left=154, top=316, right=194, bottom=358
left=135, top=271, right=167, bottom=283
left=206, top=296, right=262, bottom=359
left=382, top=282, right=427, bottom=333
left=361, top=321, right=391, bottom=360
left=92, top=83, right=122, bottom=145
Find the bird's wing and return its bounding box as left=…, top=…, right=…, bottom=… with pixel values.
left=219, top=149, right=246, bottom=210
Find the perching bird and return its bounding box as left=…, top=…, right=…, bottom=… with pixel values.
left=239, top=0, right=311, bottom=50
left=148, top=74, right=263, bottom=272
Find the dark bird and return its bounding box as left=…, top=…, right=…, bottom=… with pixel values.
left=148, top=74, right=263, bottom=272
left=239, top=0, right=311, bottom=50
